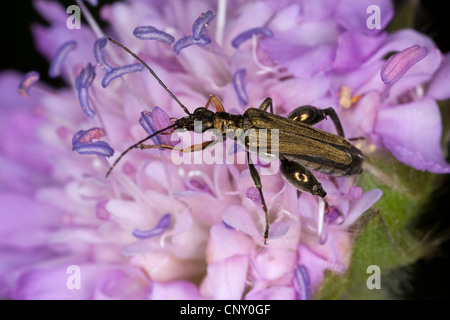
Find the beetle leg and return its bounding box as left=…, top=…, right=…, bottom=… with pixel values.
left=280, top=157, right=328, bottom=205
left=258, top=97, right=274, bottom=114
left=288, top=106, right=345, bottom=137
left=204, top=95, right=225, bottom=112
left=246, top=151, right=270, bottom=245
left=138, top=139, right=217, bottom=152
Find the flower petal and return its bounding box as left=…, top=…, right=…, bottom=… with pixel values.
left=335, top=0, right=394, bottom=34
left=375, top=98, right=450, bottom=173
left=222, top=205, right=259, bottom=237
left=333, top=31, right=387, bottom=72
left=345, top=189, right=383, bottom=226
left=12, top=264, right=108, bottom=300
left=139, top=107, right=174, bottom=146
left=268, top=220, right=291, bottom=240
left=245, top=286, right=296, bottom=300
left=427, top=52, right=450, bottom=101
left=206, top=255, right=248, bottom=299
left=148, top=280, right=201, bottom=300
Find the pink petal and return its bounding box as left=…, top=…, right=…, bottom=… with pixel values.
left=345, top=189, right=383, bottom=226
left=375, top=98, right=450, bottom=173
left=148, top=280, right=201, bottom=300
left=206, top=255, right=249, bottom=300
left=427, top=52, right=450, bottom=101
left=222, top=205, right=259, bottom=237
left=252, top=249, right=296, bottom=280
left=335, top=0, right=394, bottom=34
left=12, top=264, right=108, bottom=300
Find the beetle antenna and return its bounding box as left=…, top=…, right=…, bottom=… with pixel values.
left=105, top=123, right=178, bottom=178
left=107, top=36, right=191, bottom=115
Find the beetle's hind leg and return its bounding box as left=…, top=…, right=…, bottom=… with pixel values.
left=280, top=157, right=329, bottom=211
left=280, top=158, right=327, bottom=198
left=246, top=151, right=271, bottom=245
left=288, top=106, right=345, bottom=138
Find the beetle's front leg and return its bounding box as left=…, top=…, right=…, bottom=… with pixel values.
left=288, top=105, right=345, bottom=138
left=247, top=151, right=270, bottom=245
left=280, top=158, right=329, bottom=211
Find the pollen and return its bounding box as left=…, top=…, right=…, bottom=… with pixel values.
left=339, top=86, right=361, bottom=109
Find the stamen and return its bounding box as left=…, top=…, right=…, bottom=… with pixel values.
left=192, top=10, right=215, bottom=40
left=139, top=111, right=158, bottom=142
left=94, top=37, right=113, bottom=71
left=75, top=86, right=94, bottom=117
left=139, top=107, right=173, bottom=145
left=381, top=45, right=428, bottom=86
left=75, top=63, right=96, bottom=117
left=133, top=26, right=175, bottom=45
left=232, top=69, right=248, bottom=106
left=231, top=27, right=273, bottom=49
left=101, top=63, right=144, bottom=88
left=294, top=264, right=311, bottom=300
left=48, top=40, right=77, bottom=78
left=132, top=213, right=171, bottom=239
left=72, top=140, right=115, bottom=157
left=173, top=35, right=211, bottom=54
left=72, top=127, right=106, bottom=145
left=324, top=207, right=344, bottom=225
left=18, top=71, right=40, bottom=98
left=77, top=63, right=96, bottom=88
left=72, top=127, right=113, bottom=157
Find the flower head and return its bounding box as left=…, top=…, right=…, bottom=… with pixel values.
left=1, top=0, right=450, bottom=300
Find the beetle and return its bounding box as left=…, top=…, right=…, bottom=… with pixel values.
left=105, top=37, right=364, bottom=245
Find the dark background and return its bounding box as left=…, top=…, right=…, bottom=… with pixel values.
left=2, top=0, right=450, bottom=299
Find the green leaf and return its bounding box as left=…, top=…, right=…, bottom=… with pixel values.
left=314, top=152, right=437, bottom=299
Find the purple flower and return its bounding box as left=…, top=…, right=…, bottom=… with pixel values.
left=1, top=0, right=449, bottom=301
